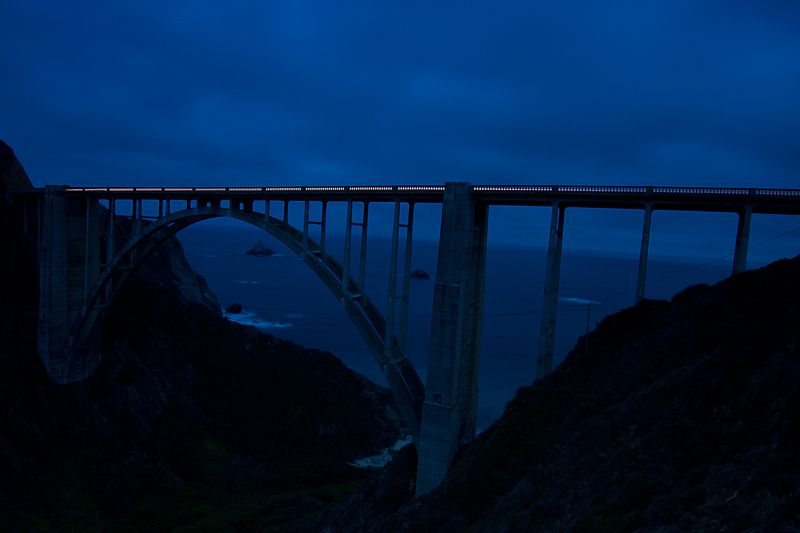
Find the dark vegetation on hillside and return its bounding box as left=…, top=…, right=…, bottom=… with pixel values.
left=317, top=256, right=800, bottom=532
left=0, top=141, right=404, bottom=532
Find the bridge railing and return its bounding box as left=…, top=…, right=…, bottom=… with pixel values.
left=62, top=185, right=448, bottom=194
left=755, top=189, right=800, bottom=196
left=473, top=185, right=800, bottom=197
left=28, top=184, right=800, bottom=199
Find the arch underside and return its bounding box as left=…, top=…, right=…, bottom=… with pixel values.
left=69, top=206, right=425, bottom=442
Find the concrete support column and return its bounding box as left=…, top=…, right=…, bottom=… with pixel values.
left=320, top=201, right=328, bottom=251
left=83, top=197, right=101, bottom=300
left=358, top=202, right=369, bottom=289
left=384, top=199, right=401, bottom=364
left=343, top=200, right=354, bottom=293
left=417, top=182, right=488, bottom=496
left=84, top=199, right=90, bottom=299
left=536, top=203, right=566, bottom=381
left=733, top=206, right=753, bottom=275
left=399, top=203, right=415, bottom=355
left=635, top=203, right=653, bottom=303
left=135, top=198, right=142, bottom=234
left=106, top=197, right=115, bottom=301
left=303, top=199, right=310, bottom=250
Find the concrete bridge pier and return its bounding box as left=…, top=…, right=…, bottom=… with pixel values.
left=535, top=202, right=566, bottom=381
left=38, top=186, right=102, bottom=383
left=636, top=203, right=653, bottom=303
left=416, top=182, right=489, bottom=496
left=732, top=205, right=752, bottom=275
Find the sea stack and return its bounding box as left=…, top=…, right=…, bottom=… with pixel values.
left=410, top=268, right=430, bottom=279
left=245, top=240, right=275, bottom=256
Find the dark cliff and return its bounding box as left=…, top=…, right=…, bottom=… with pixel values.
left=317, top=256, right=800, bottom=532
left=0, top=143, right=404, bottom=531
left=0, top=140, right=32, bottom=193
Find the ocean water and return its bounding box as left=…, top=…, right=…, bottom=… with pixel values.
left=175, top=222, right=771, bottom=431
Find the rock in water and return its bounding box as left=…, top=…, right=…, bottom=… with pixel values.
left=225, top=303, right=242, bottom=314
left=410, top=268, right=430, bottom=279
left=245, top=240, right=275, bottom=256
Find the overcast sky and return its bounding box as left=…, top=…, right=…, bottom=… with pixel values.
left=2, top=1, right=799, bottom=258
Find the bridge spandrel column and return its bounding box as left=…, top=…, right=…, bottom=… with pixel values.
left=636, top=203, right=653, bottom=303
left=417, top=182, right=488, bottom=497
left=84, top=198, right=102, bottom=300
left=358, top=201, right=370, bottom=290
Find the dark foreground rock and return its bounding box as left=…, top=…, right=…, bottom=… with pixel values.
left=310, top=444, right=419, bottom=532
left=319, top=256, right=800, bottom=532
left=0, top=141, right=404, bottom=532
left=246, top=240, right=275, bottom=255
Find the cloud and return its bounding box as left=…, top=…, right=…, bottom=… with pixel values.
left=1, top=0, right=799, bottom=258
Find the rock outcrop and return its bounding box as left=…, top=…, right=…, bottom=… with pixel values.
left=410, top=268, right=430, bottom=279
left=225, top=303, right=243, bottom=314
left=245, top=240, right=275, bottom=255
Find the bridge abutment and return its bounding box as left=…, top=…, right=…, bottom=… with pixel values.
left=416, top=182, right=488, bottom=496
left=37, top=186, right=102, bottom=383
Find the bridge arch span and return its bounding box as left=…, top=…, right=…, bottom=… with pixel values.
left=73, top=205, right=425, bottom=441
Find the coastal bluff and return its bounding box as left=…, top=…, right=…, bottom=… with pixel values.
left=315, top=255, right=800, bottom=532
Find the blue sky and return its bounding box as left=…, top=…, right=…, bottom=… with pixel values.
left=2, top=1, right=799, bottom=258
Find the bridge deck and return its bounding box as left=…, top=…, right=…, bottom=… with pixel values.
left=13, top=184, right=800, bottom=214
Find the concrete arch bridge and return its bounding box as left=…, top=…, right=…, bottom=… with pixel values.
left=11, top=182, right=800, bottom=495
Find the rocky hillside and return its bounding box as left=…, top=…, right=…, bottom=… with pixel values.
left=0, top=141, right=404, bottom=532
left=317, top=255, right=800, bottom=532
